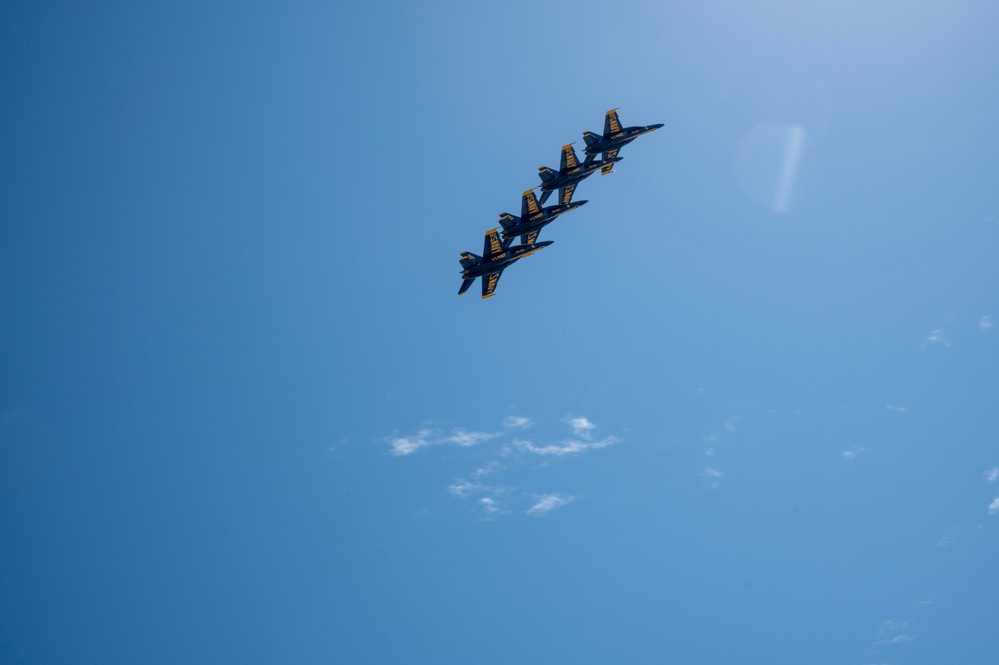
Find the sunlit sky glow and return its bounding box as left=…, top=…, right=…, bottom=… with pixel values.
left=2, top=1, right=997, bottom=663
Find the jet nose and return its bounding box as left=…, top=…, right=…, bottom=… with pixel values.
left=649, top=123, right=665, bottom=130
left=536, top=241, right=554, bottom=249
left=574, top=200, right=589, bottom=207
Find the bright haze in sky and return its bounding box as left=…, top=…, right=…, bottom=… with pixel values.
left=1, top=1, right=997, bottom=663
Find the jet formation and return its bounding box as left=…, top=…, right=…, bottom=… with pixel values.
left=458, top=109, right=663, bottom=299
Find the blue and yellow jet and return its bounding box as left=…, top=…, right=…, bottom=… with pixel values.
left=537, top=143, right=621, bottom=206
left=498, top=189, right=587, bottom=248
left=458, top=228, right=553, bottom=299
left=582, top=108, right=664, bottom=175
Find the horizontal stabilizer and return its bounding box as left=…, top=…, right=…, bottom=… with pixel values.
left=459, top=252, right=480, bottom=270
left=498, top=213, right=517, bottom=230
left=582, top=131, right=602, bottom=147
left=538, top=166, right=558, bottom=182
left=458, top=278, right=475, bottom=296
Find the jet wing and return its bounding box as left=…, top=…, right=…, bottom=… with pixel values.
left=601, top=148, right=619, bottom=175
left=559, top=143, right=579, bottom=173
left=458, top=278, right=475, bottom=296
left=482, top=270, right=502, bottom=299
left=558, top=183, right=577, bottom=206
left=521, top=230, right=540, bottom=246
left=604, top=108, right=622, bottom=137
left=483, top=228, right=505, bottom=259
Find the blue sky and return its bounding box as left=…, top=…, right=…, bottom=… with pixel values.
left=2, top=1, right=997, bottom=663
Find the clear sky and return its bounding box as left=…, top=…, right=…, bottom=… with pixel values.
left=2, top=1, right=997, bottom=663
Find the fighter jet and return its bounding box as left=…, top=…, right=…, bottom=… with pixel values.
left=498, top=189, right=587, bottom=248
left=537, top=143, right=621, bottom=206
left=458, top=228, right=553, bottom=299
left=582, top=108, right=664, bottom=175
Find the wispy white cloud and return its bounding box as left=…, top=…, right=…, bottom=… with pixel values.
left=388, top=429, right=433, bottom=456
left=935, top=534, right=955, bottom=548
left=447, top=480, right=487, bottom=497
left=516, top=436, right=618, bottom=457
left=875, top=619, right=914, bottom=645
left=989, top=497, right=999, bottom=515
left=985, top=467, right=998, bottom=483
left=842, top=446, right=866, bottom=460
left=886, top=404, right=909, bottom=413
left=444, top=429, right=497, bottom=447
left=565, top=416, right=597, bottom=438
left=472, top=460, right=503, bottom=478
left=503, top=415, right=532, bottom=429
left=388, top=427, right=498, bottom=456
left=925, top=328, right=950, bottom=346
left=526, top=494, right=575, bottom=517
left=980, top=316, right=993, bottom=331
left=701, top=466, right=724, bottom=489
left=387, top=415, right=621, bottom=519
left=447, top=475, right=514, bottom=498
left=478, top=497, right=506, bottom=519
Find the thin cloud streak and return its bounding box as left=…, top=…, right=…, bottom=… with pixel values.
left=388, top=414, right=622, bottom=519
left=527, top=494, right=575, bottom=517
left=516, top=436, right=618, bottom=457
left=503, top=415, right=532, bottom=429
left=925, top=328, right=950, bottom=346
left=388, top=428, right=499, bottom=456
left=875, top=619, right=914, bottom=646
left=989, top=497, right=999, bottom=515
left=701, top=466, right=724, bottom=489
left=479, top=497, right=506, bottom=519
left=447, top=480, right=512, bottom=498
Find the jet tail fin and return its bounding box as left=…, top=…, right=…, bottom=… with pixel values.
left=582, top=131, right=602, bottom=147
left=459, top=252, right=480, bottom=270
left=521, top=189, right=541, bottom=218
left=538, top=166, right=558, bottom=183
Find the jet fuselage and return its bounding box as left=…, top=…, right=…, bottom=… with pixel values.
left=500, top=200, right=587, bottom=243
left=540, top=159, right=620, bottom=194
left=461, top=241, right=553, bottom=279
left=584, top=124, right=664, bottom=157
